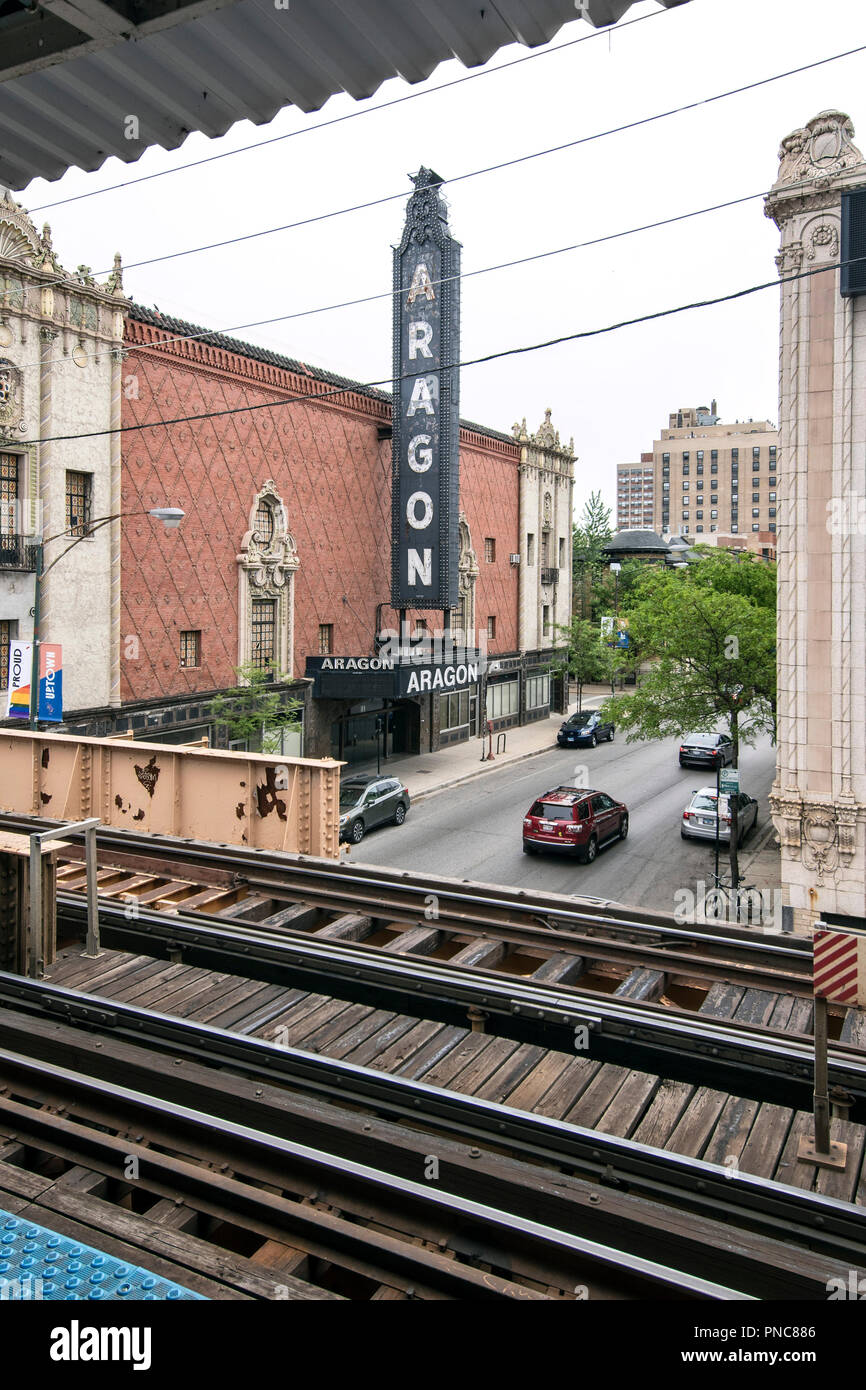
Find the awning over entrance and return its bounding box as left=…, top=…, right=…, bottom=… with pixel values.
left=306, top=653, right=481, bottom=700
left=0, top=0, right=692, bottom=187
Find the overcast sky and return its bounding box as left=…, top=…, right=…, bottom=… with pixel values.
left=16, top=0, right=866, bottom=522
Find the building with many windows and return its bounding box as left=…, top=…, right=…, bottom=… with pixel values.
left=616, top=453, right=655, bottom=529
left=651, top=405, right=780, bottom=540
left=0, top=185, right=126, bottom=713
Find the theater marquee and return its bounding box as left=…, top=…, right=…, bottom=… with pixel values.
left=391, top=167, right=461, bottom=611
left=306, top=655, right=478, bottom=700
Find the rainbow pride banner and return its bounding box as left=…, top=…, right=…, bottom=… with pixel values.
left=6, top=641, right=32, bottom=719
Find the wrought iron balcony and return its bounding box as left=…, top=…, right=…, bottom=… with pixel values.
left=0, top=534, right=39, bottom=572
left=540, top=567, right=559, bottom=586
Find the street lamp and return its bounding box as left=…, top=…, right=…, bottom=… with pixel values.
left=28, top=506, right=184, bottom=729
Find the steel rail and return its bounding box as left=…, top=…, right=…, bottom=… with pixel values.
left=1, top=811, right=807, bottom=964
left=55, top=896, right=866, bottom=1116
left=0, top=1048, right=755, bottom=1300
left=2, top=967, right=865, bottom=1274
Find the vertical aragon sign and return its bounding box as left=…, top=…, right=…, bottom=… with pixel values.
left=391, top=167, right=461, bottom=611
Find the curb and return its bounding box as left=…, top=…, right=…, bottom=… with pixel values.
left=409, top=700, right=608, bottom=802
left=411, top=740, right=561, bottom=802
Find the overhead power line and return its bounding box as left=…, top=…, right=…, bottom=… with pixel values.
left=23, top=254, right=857, bottom=448
left=17, top=187, right=766, bottom=373
left=79, top=40, right=866, bottom=280
left=27, top=7, right=667, bottom=212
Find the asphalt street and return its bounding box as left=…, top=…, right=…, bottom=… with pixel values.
left=350, top=731, right=778, bottom=915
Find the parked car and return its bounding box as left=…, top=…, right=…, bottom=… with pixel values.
left=681, top=786, right=759, bottom=844
left=523, top=785, right=628, bottom=863
left=557, top=709, right=615, bottom=749
left=339, top=774, right=410, bottom=844
left=678, top=731, right=734, bottom=768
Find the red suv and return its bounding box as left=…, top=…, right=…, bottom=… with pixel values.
left=523, top=786, right=628, bottom=863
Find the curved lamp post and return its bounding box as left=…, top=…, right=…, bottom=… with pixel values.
left=28, top=506, right=184, bottom=729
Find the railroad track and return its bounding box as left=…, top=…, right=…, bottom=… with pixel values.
left=0, top=969, right=862, bottom=1301
left=53, top=890, right=865, bottom=1118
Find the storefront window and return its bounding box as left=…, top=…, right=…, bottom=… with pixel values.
left=441, top=689, right=471, bottom=731
left=487, top=678, right=519, bottom=720
left=526, top=672, right=550, bottom=710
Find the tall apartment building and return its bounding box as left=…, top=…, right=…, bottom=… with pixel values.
left=616, top=452, right=654, bottom=529
left=651, top=406, right=779, bottom=539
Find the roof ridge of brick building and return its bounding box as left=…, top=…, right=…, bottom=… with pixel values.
left=126, top=301, right=516, bottom=447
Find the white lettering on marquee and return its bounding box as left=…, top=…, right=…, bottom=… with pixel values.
left=407, top=263, right=436, bottom=304
left=407, top=377, right=435, bottom=416
left=409, top=321, right=433, bottom=358
left=408, top=549, right=432, bottom=586
left=407, top=491, right=433, bottom=530
left=404, top=663, right=479, bottom=695
left=408, top=435, right=432, bottom=472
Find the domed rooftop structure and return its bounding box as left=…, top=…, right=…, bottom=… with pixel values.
left=603, top=529, right=671, bottom=561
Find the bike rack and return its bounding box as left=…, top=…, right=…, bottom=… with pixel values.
left=495, top=733, right=507, bottom=755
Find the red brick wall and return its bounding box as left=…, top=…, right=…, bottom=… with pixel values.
left=120, top=321, right=520, bottom=701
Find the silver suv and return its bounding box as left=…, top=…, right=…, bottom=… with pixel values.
left=339, top=774, right=411, bottom=844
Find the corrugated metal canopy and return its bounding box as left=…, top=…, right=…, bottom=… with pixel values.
left=0, top=0, right=691, bottom=188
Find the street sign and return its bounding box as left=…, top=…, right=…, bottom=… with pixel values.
left=719, top=768, right=739, bottom=794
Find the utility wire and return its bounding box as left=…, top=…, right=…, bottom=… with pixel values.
left=27, top=37, right=866, bottom=291
left=17, top=186, right=766, bottom=373
left=27, top=7, right=667, bottom=212
left=22, top=254, right=857, bottom=448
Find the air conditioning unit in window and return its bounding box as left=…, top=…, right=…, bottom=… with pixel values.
left=509, top=553, right=520, bottom=565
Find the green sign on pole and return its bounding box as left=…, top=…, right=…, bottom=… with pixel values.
left=720, top=768, right=739, bottom=794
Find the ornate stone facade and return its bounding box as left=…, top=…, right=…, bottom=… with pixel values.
left=0, top=186, right=127, bottom=711
left=765, top=112, right=866, bottom=931
left=513, top=409, right=575, bottom=652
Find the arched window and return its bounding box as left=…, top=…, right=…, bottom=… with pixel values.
left=238, top=482, right=299, bottom=678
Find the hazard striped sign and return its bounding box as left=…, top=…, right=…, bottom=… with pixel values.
left=813, top=928, right=866, bottom=1006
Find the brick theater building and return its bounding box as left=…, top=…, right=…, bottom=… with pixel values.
left=0, top=188, right=575, bottom=762
left=60, top=306, right=575, bottom=763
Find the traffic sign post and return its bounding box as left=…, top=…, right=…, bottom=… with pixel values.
left=797, top=922, right=866, bottom=1170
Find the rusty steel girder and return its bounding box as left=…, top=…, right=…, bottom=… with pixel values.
left=0, top=731, right=342, bottom=858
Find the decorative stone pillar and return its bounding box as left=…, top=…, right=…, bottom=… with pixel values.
left=765, top=111, right=866, bottom=931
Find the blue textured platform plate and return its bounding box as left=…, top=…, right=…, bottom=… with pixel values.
left=0, top=1211, right=205, bottom=1300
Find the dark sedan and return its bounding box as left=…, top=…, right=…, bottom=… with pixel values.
left=678, top=732, right=734, bottom=768
left=557, top=709, right=615, bottom=749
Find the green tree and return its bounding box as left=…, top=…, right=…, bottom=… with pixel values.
left=572, top=490, right=613, bottom=619
left=554, top=616, right=605, bottom=710
left=208, top=662, right=302, bottom=752
left=600, top=551, right=776, bottom=891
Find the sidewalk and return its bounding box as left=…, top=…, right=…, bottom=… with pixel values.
left=348, top=685, right=611, bottom=801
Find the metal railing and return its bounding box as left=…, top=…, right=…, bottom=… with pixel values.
left=0, top=534, right=39, bottom=572
left=540, top=567, right=558, bottom=586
